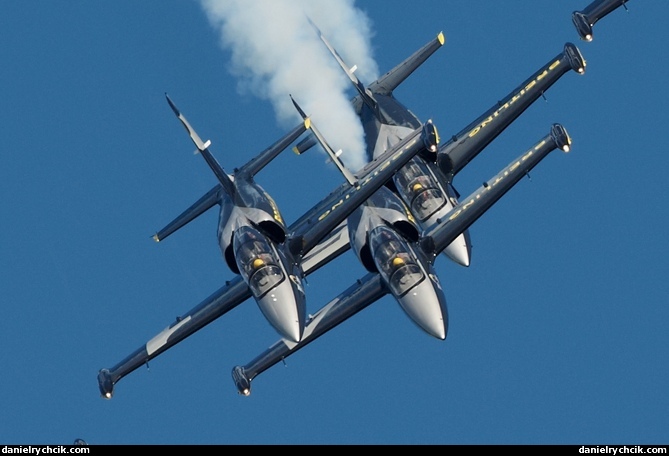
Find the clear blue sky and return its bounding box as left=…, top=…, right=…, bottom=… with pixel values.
left=2, top=0, right=667, bottom=445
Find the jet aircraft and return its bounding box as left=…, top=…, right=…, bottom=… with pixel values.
left=233, top=124, right=573, bottom=395
left=98, top=32, right=586, bottom=399
left=97, top=95, right=439, bottom=398
left=293, top=97, right=448, bottom=339
left=230, top=1, right=634, bottom=395
left=99, top=1, right=625, bottom=398
left=290, top=30, right=585, bottom=340
left=572, top=0, right=630, bottom=42
left=296, top=26, right=585, bottom=274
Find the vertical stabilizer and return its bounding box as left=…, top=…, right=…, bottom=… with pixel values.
left=165, top=94, right=236, bottom=198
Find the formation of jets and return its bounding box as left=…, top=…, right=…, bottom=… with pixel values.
left=98, top=0, right=632, bottom=398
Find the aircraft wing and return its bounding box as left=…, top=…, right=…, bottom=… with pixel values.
left=98, top=276, right=251, bottom=398
left=232, top=124, right=573, bottom=395
left=232, top=272, right=387, bottom=396
left=438, top=43, right=585, bottom=180
left=427, top=124, right=572, bottom=256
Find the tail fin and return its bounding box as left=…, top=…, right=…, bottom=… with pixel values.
left=159, top=95, right=307, bottom=242
left=290, top=95, right=357, bottom=186
left=295, top=28, right=445, bottom=156
left=307, top=18, right=377, bottom=110
left=165, top=94, right=236, bottom=198
left=310, top=20, right=445, bottom=101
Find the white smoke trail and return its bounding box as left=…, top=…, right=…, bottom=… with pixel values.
left=199, top=0, right=379, bottom=171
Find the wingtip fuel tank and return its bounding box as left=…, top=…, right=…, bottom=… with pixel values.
left=232, top=366, right=252, bottom=396
left=572, top=0, right=630, bottom=42
left=97, top=368, right=114, bottom=399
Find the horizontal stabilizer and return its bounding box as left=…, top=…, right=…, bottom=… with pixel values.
left=368, top=31, right=445, bottom=96
left=292, top=134, right=317, bottom=155
left=153, top=184, right=220, bottom=242
left=238, top=121, right=308, bottom=178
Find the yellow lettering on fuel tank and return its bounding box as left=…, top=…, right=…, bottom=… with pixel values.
left=467, top=59, right=563, bottom=140
left=447, top=146, right=539, bottom=222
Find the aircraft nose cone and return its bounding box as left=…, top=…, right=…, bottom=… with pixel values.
left=263, top=300, right=303, bottom=343
left=397, top=280, right=448, bottom=340
left=278, top=317, right=303, bottom=344
left=443, top=231, right=471, bottom=267
left=421, top=315, right=446, bottom=340
left=255, top=280, right=305, bottom=343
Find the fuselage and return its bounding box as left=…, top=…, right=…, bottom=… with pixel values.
left=217, top=180, right=305, bottom=343
left=347, top=188, right=447, bottom=339
left=356, top=93, right=472, bottom=267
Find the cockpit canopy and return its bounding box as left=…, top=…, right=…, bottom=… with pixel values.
left=369, top=225, right=424, bottom=297
left=233, top=226, right=284, bottom=298
left=393, top=157, right=446, bottom=221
